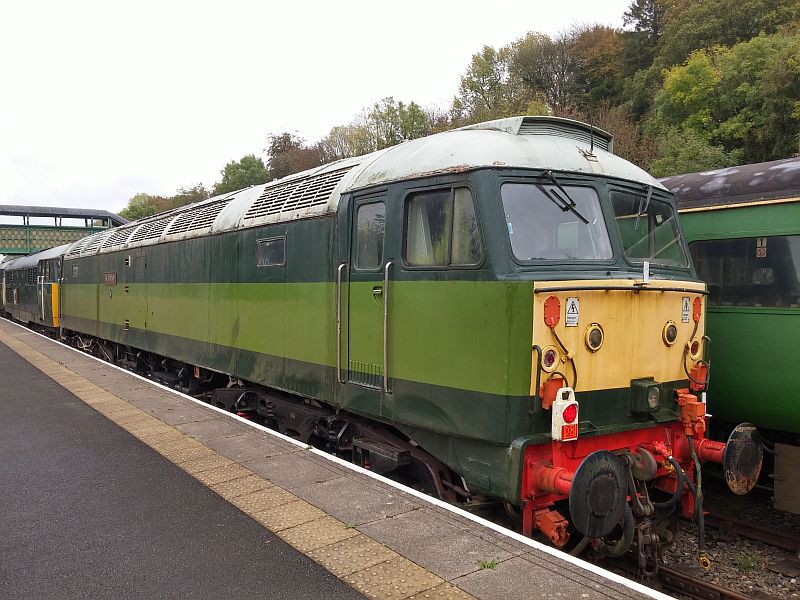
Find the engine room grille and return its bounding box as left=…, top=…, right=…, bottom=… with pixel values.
left=101, top=226, right=135, bottom=249
left=65, top=237, right=91, bottom=260
left=244, top=166, right=354, bottom=221
left=518, top=121, right=611, bottom=152
left=164, top=197, right=232, bottom=236
left=80, top=230, right=114, bottom=256
left=129, top=216, right=174, bottom=244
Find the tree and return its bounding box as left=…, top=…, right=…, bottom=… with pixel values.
left=213, top=155, right=270, bottom=195
left=511, top=32, right=578, bottom=115
left=620, top=0, right=674, bottom=74
left=571, top=25, right=625, bottom=107
left=265, top=133, right=322, bottom=181
left=648, top=127, right=734, bottom=176
left=654, top=0, right=800, bottom=68
left=648, top=33, right=800, bottom=164
left=118, top=193, right=161, bottom=221
left=170, top=184, right=210, bottom=207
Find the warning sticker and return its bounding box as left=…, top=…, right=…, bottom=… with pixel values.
left=565, top=297, right=579, bottom=327
left=681, top=297, right=690, bottom=323
left=756, top=237, right=767, bottom=258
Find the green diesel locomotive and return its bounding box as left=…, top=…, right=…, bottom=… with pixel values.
left=2, top=117, right=761, bottom=562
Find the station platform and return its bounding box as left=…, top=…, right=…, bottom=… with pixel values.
left=0, top=318, right=670, bottom=600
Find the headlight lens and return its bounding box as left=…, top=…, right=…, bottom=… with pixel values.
left=585, top=323, right=604, bottom=352
left=662, top=321, right=678, bottom=346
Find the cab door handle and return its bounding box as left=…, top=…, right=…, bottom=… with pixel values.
left=372, top=286, right=383, bottom=297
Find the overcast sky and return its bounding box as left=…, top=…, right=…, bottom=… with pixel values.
left=0, top=0, right=631, bottom=214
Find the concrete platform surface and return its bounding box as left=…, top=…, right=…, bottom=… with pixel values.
left=0, top=318, right=669, bottom=600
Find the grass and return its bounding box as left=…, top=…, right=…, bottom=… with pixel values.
left=733, top=549, right=760, bottom=572
left=476, top=559, right=499, bottom=570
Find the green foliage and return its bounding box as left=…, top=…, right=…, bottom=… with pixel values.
left=655, top=0, right=800, bottom=68
left=652, top=48, right=724, bottom=133
left=476, top=559, right=499, bottom=570
left=118, top=193, right=160, bottom=221
left=621, top=0, right=674, bottom=72
left=649, top=32, right=800, bottom=165
left=648, top=127, right=735, bottom=176
left=213, top=155, right=269, bottom=196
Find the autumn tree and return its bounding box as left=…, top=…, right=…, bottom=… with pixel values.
left=213, top=155, right=269, bottom=195
left=266, top=132, right=322, bottom=180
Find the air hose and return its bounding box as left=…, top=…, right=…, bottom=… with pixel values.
left=687, top=435, right=711, bottom=569
left=653, top=456, right=686, bottom=510
left=596, top=502, right=635, bottom=557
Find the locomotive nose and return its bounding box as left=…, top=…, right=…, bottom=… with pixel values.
left=568, top=450, right=628, bottom=538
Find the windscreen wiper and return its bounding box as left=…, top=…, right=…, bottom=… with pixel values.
left=539, top=170, right=589, bottom=224
left=634, top=185, right=653, bottom=231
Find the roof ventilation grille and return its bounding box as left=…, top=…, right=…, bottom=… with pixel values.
left=518, top=121, right=611, bottom=152
left=101, top=227, right=135, bottom=249
left=80, top=230, right=115, bottom=256
left=165, top=198, right=232, bottom=236
left=244, top=166, right=354, bottom=221
left=129, top=216, right=174, bottom=243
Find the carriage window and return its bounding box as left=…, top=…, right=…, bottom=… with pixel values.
left=256, top=237, right=286, bottom=267
left=502, top=183, right=611, bottom=261
left=72, top=264, right=78, bottom=278
left=690, top=236, right=800, bottom=308
left=611, top=191, right=688, bottom=267
left=404, top=187, right=482, bottom=267
left=355, top=202, right=385, bottom=270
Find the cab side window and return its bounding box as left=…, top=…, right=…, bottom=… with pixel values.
left=355, top=202, right=385, bottom=270
left=404, top=187, right=482, bottom=267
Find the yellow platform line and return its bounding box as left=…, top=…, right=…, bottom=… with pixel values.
left=0, top=329, right=475, bottom=600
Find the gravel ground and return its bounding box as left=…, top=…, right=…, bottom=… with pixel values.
left=660, top=470, right=799, bottom=599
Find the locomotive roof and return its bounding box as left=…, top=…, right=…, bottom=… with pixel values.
left=3, top=244, right=71, bottom=270
left=63, top=116, right=664, bottom=261
left=662, top=157, right=800, bottom=211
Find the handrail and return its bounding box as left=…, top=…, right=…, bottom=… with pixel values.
left=383, top=261, right=394, bottom=393
left=336, top=263, right=346, bottom=383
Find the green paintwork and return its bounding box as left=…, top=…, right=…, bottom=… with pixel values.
left=49, top=167, right=698, bottom=504
left=680, top=201, right=800, bottom=435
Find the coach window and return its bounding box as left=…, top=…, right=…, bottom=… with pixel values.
left=256, top=237, right=286, bottom=267
left=404, top=187, right=482, bottom=267
left=355, top=202, right=385, bottom=270
left=690, top=236, right=800, bottom=307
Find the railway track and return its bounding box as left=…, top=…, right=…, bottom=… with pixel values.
left=655, top=513, right=800, bottom=600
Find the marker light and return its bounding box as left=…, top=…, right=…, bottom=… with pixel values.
left=662, top=321, right=678, bottom=346
left=693, top=297, right=702, bottom=323
left=562, top=403, right=578, bottom=424
left=544, top=295, right=560, bottom=328
left=541, top=346, right=559, bottom=372
left=585, top=323, right=604, bottom=352
left=690, top=340, right=701, bottom=359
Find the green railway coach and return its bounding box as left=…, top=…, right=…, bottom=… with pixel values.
left=665, top=157, right=800, bottom=514
left=6, top=117, right=762, bottom=556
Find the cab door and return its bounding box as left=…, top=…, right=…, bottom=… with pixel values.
left=346, top=195, right=390, bottom=398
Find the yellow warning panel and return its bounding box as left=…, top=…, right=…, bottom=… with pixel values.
left=308, top=533, right=399, bottom=577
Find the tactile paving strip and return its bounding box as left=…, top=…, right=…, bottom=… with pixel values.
left=0, top=327, right=478, bottom=600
